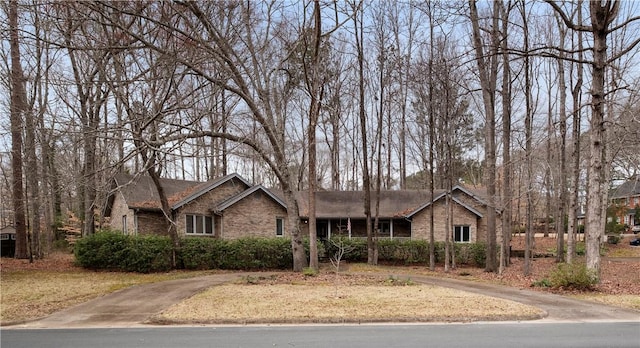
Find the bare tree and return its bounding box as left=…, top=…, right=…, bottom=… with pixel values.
left=566, top=1, right=584, bottom=264
left=305, top=0, right=323, bottom=271
left=8, top=0, right=28, bottom=259
left=547, top=0, right=640, bottom=278
left=469, top=0, right=499, bottom=273
left=499, top=0, right=513, bottom=273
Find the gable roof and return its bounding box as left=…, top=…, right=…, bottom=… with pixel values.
left=171, top=173, right=252, bottom=210
left=104, top=173, right=200, bottom=215
left=215, top=185, right=287, bottom=213
left=405, top=186, right=485, bottom=218
left=610, top=176, right=640, bottom=199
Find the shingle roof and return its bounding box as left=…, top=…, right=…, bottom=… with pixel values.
left=171, top=173, right=251, bottom=210
left=296, top=190, right=440, bottom=218
left=610, top=177, right=640, bottom=199
left=296, top=185, right=489, bottom=219
left=112, top=173, right=200, bottom=211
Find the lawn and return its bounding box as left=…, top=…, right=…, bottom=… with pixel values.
left=152, top=273, right=543, bottom=324
left=0, top=253, right=215, bottom=324
left=1, top=236, right=638, bottom=325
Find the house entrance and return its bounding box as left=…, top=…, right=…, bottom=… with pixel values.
left=317, top=220, right=329, bottom=241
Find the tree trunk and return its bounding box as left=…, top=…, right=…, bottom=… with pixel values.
left=8, top=0, right=28, bottom=259
left=522, top=1, right=534, bottom=276
left=469, top=0, right=499, bottom=272
left=352, top=2, right=373, bottom=265
left=556, top=24, right=568, bottom=263
left=306, top=0, right=322, bottom=271
left=585, top=1, right=618, bottom=279
left=566, top=1, right=584, bottom=264
left=499, top=0, right=512, bottom=273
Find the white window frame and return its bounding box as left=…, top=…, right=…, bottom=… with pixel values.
left=454, top=225, right=471, bottom=243
left=276, top=217, right=284, bottom=237
left=186, top=214, right=214, bottom=235
left=122, top=215, right=128, bottom=234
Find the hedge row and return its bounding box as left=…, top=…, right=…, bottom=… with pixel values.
left=324, top=238, right=486, bottom=267
left=178, top=237, right=294, bottom=270
left=74, top=231, right=485, bottom=273
left=74, top=231, right=173, bottom=273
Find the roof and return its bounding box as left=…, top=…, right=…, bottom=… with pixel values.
left=296, top=189, right=443, bottom=219
left=405, top=186, right=486, bottom=218
left=610, top=177, right=640, bottom=199
left=215, top=185, right=286, bottom=212
left=103, top=173, right=200, bottom=215
left=104, top=172, right=254, bottom=215
left=0, top=225, right=16, bottom=234
left=171, top=173, right=251, bottom=210
left=104, top=173, right=490, bottom=220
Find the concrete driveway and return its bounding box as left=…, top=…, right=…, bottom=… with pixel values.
left=10, top=272, right=640, bottom=328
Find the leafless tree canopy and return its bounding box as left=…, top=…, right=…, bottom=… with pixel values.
left=2, top=1, right=639, bottom=275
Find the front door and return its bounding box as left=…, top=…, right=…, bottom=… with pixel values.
left=317, top=220, right=329, bottom=241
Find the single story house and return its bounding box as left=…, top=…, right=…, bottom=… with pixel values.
left=104, top=173, right=287, bottom=239
left=103, top=173, right=500, bottom=243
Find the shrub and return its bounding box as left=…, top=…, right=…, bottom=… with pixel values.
left=548, top=262, right=598, bottom=290
left=120, top=235, right=173, bottom=273
left=179, top=237, right=293, bottom=270
left=74, top=230, right=130, bottom=270
left=605, top=221, right=626, bottom=235
left=324, top=238, right=486, bottom=266
left=324, top=238, right=368, bottom=262
left=178, top=237, right=229, bottom=269
left=575, top=242, right=586, bottom=256
left=74, top=231, right=173, bottom=273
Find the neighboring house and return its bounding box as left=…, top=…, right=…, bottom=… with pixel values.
left=103, top=173, right=288, bottom=239
left=0, top=225, right=16, bottom=257
left=104, top=173, right=500, bottom=243
left=609, top=176, right=640, bottom=227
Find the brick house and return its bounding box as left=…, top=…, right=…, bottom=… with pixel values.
left=296, top=186, right=497, bottom=243
left=104, top=173, right=500, bottom=242
left=104, top=173, right=288, bottom=239
left=609, top=176, right=640, bottom=228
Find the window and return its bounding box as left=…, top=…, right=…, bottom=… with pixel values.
left=454, top=225, right=471, bottom=243
left=0, top=234, right=9, bottom=240
left=186, top=214, right=213, bottom=235
left=276, top=217, right=284, bottom=236
left=377, top=220, right=391, bottom=237
left=122, top=215, right=128, bottom=233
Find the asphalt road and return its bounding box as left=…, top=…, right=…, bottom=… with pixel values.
left=2, top=322, right=640, bottom=348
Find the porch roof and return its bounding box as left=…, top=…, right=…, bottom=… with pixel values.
left=296, top=190, right=441, bottom=219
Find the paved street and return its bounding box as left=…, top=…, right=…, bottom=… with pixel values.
left=3, top=322, right=640, bottom=348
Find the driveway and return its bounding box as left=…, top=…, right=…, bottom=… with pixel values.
left=10, top=272, right=640, bottom=328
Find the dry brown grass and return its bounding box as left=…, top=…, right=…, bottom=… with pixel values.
left=155, top=276, right=543, bottom=324
left=2, top=237, right=638, bottom=325
left=0, top=253, right=215, bottom=324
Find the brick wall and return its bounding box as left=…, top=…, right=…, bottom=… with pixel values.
left=175, top=178, right=249, bottom=237
left=220, top=190, right=288, bottom=239
left=136, top=211, right=171, bottom=236
left=108, top=192, right=135, bottom=235
left=411, top=199, right=481, bottom=242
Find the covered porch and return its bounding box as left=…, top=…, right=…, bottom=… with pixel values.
left=305, top=218, right=412, bottom=241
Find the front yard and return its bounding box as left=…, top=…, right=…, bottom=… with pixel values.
left=1, top=236, right=639, bottom=325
